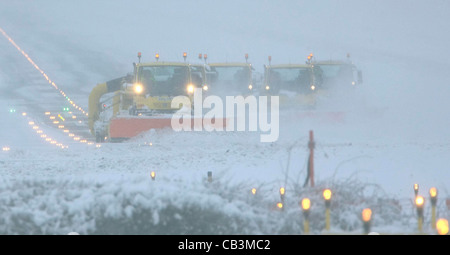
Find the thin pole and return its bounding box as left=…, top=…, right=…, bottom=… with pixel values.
left=309, top=130, right=315, bottom=187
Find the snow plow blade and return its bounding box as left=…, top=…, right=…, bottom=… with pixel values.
left=109, top=116, right=228, bottom=141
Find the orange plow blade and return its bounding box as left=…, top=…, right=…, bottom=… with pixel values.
left=109, top=116, right=228, bottom=140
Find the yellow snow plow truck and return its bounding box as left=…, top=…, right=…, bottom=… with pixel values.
left=206, top=55, right=255, bottom=95
left=262, top=63, right=320, bottom=108
left=313, top=59, right=363, bottom=89
left=262, top=54, right=363, bottom=109
left=262, top=54, right=363, bottom=122
left=88, top=53, right=209, bottom=142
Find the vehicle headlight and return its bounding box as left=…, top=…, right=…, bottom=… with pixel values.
left=310, top=85, right=316, bottom=91
left=248, top=84, right=253, bottom=90
left=265, top=85, right=270, bottom=90
left=187, top=84, right=195, bottom=94
left=133, top=83, right=144, bottom=94
left=202, top=85, right=208, bottom=91
left=352, top=81, right=356, bottom=86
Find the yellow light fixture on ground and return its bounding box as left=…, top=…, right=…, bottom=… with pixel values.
left=323, top=189, right=332, bottom=231
left=415, top=195, right=425, bottom=233
left=436, top=219, right=449, bottom=235
left=301, top=198, right=311, bottom=234
left=323, top=189, right=332, bottom=201
left=301, top=198, right=311, bottom=211
left=362, top=208, right=372, bottom=235
left=414, top=183, right=419, bottom=196
left=362, top=208, right=372, bottom=222
left=415, top=196, right=424, bottom=208
left=151, top=171, right=156, bottom=181
left=430, top=188, right=438, bottom=229
left=279, top=187, right=285, bottom=196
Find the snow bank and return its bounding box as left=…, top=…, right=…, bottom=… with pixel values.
left=0, top=173, right=436, bottom=235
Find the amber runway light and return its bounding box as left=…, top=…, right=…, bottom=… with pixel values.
left=362, top=208, right=372, bottom=235
left=436, top=219, right=448, bottom=235
left=414, top=183, right=419, bottom=197
left=279, top=187, right=285, bottom=207
left=415, top=196, right=425, bottom=233
left=429, top=188, right=437, bottom=229
left=323, top=189, right=332, bottom=231
left=301, top=198, right=311, bottom=234
left=151, top=171, right=156, bottom=181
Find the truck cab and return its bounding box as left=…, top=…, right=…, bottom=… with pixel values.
left=207, top=62, right=254, bottom=95
left=313, top=61, right=363, bottom=89
left=262, top=64, right=321, bottom=108
left=119, top=62, right=208, bottom=115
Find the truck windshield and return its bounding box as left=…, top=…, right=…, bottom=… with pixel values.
left=316, top=64, right=354, bottom=86
left=268, top=67, right=312, bottom=92
left=139, top=66, right=189, bottom=96
left=210, top=66, right=250, bottom=89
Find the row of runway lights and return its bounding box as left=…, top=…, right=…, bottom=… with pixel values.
left=276, top=184, right=448, bottom=235
left=278, top=184, right=449, bottom=235
left=0, top=27, right=88, bottom=117
left=274, top=184, right=447, bottom=235
left=24, top=112, right=68, bottom=149
left=150, top=171, right=449, bottom=235
left=2, top=111, right=100, bottom=150
left=43, top=111, right=100, bottom=147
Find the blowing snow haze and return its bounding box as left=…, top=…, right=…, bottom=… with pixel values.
left=0, top=0, right=449, bottom=235
left=2, top=0, right=449, bottom=140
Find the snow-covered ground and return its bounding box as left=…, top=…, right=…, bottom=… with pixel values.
left=0, top=0, right=449, bottom=234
